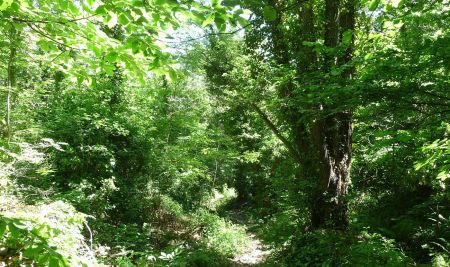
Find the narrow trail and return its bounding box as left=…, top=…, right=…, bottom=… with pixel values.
left=227, top=210, right=272, bottom=266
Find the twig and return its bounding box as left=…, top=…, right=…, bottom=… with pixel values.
left=83, top=220, right=94, bottom=250
left=11, top=14, right=97, bottom=25
left=156, top=23, right=252, bottom=44
left=50, top=51, right=66, bottom=63
left=27, top=23, right=79, bottom=51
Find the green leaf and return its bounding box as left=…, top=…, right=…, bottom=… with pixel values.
left=263, top=6, right=277, bottom=22
left=103, top=64, right=116, bottom=76
left=106, top=51, right=119, bottom=62
left=87, top=43, right=101, bottom=57
left=202, top=14, right=215, bottom=27
left=38, top=254, right=51, bottom=265
left=67, top=2, right=79, bottom=14
left=223, top=0, right=240, bottom=6
left=331, top=68, right=340, bottom=76
left=12, top=220, right=28, bottom=230
left=9, top=224, right=20, bottom=238
left=49, top=257, right=61, bottom=267
left=107, top=12, right=118, bottom=28
left=368, top=0, right=380, bottom=11
left=212, top=0, right=222, bottom=7
left=0, top=221, right=6, bottom=237
left=168, top=68, right=178, bottom=81
left=237, top=17, right=248, bottom=28
left=214, top=16, right=227, bottom=31
left=342, top=30, right=353, bottom=44
left=0, top=0, right=13, bottom=11
left=437, top=171, right=450, bottom=181
left=118, top=14, right=130, bottom=25
left=95, top=5, right=106, bottom=15
left=191, top=11, right=205, bottom=25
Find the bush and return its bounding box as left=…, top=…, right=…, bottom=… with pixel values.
left=0, top=201, right=99, bottom=266
left=277, top=230, right=413, bottom=267
left=193, top=209, right=250, bottom=257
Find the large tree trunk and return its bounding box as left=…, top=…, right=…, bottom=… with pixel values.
left=310, top=111, right=352, bottom=229
left=310, top=0, right=355, bottom=230
left=264, top=0, right=355, bottom=229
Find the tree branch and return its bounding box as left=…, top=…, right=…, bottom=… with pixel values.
left=11, top=15, right=97, bottom=25
left=156, top=23, right=252, bottom=44
left=250, top=102, right=301, bottom=164
left=27, top=23, right=79, bottom=51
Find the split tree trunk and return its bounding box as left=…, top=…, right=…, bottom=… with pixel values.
left=265, top=0, right=355, bottom=230
left=310, top=0, right=355, bottom=230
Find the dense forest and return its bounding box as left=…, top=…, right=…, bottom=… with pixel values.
left=0, top=0, right=449, bottom=266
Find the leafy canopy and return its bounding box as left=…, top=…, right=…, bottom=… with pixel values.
left=0, top=0, right=247, bottom=84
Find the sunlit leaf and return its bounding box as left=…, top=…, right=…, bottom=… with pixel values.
left=263, top=6, right=277, bottom=22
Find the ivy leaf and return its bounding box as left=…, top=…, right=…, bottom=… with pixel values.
left=263, top=6, right=277, bottom=22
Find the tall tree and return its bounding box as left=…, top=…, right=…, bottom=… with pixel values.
left=236, top=0, right=357, bottom=229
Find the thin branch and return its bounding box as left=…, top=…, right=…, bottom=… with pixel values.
left=11, top=14, right=97, bottom=25
left=250, top=102, right=302, bottom=164
left=27, top=23, right=79, bottom=51
left=156, top=23, right=252, bottom=44
left=50, top=51, right=66, bottom=63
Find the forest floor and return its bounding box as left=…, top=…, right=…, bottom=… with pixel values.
left=227, top=210, right=272, bottom=266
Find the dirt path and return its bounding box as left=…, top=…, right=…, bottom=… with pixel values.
left=227, top=210, right=271, bottom=266
left=231, top=232, right=271, bottom=266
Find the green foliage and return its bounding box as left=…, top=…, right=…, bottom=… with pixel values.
left=0, top=216, right=69, bottom=266
left=262, top=6, right=277, bottom=22
left=1, top=0, right=449, bottom=266
left=0, top=202, right=97, bottom=266
left=415, top=126, right=450, bottom=185
left=0, top=0, right=247, bottom=83
left=193, top=209, right=251, bottom=257
left=0, top=142, right=98, bottom=266
left=277, top=230, right=412, bottom=267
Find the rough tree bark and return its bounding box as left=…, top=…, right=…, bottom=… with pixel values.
left=310, top=0, right=355, bottom=230
left=264, top=0, right=356, bottom=229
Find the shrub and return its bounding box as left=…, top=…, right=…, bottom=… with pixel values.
left=0, top=202, right=99, bottom=266
left=193, top=209, right=250, bottom=257
left=278, top=230, right=413, bottom=267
